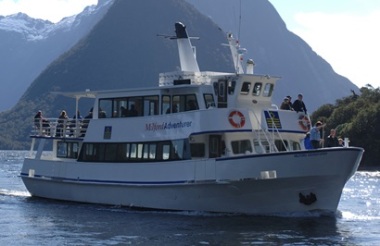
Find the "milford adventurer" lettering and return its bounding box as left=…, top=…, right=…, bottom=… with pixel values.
left=145, top=121, right=192, bottom=131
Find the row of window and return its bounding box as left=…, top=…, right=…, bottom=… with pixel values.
left=230, top=139, right=301, bottom=154
left=77, top=140, right=191, bottom=162
left=240, top=82, right=274, bottom=97
left=56, top=137, right=301, bottom=161
left=97, top=93, right=216, bottom=119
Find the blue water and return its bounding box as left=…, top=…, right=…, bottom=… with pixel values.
left=1, top=150, right=379, bottom=245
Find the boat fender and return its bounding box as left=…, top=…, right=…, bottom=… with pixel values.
left=298, top=115, right=311, bottom=132
left=228, top=110, right=245, bottom=128
left=299, top=192, right=317, bottom=205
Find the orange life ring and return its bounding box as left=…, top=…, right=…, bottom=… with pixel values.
left=228, top=110, right=245, bottom=128
left=298, top=115, right=310, bottom=131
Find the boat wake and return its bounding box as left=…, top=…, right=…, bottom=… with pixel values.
left=341, top=210, right=380, bottom=221
left=0, top=188, right=30, bottom=198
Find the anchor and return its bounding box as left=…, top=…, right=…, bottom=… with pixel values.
left=299, top=192, right=317, bottom=205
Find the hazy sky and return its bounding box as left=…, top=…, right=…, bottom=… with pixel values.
left=269, top=0, right=380, bottom=89
left=0, top=0, right=378, bottom=89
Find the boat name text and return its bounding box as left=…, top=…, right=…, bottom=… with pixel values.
left=145, top=121, right=192, bottom=131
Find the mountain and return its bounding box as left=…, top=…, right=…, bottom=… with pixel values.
left=0, top=0, right=113, bottom=111
left=186, top=0, right=359, bottom=112
left=0, top=0, right=360, bottom=149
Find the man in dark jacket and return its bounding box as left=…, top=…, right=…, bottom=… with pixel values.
left=326, top=129, right=339, bottom=147
left=293, top=93, right=307, bottom=114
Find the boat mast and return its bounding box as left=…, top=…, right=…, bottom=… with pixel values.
left=226, top=33, right=246, bottom=74
left=174, top=22, right=200, bottom=72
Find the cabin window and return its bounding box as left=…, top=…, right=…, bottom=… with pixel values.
left=80, top=143, right=98, bottom=161
left=292, top=141, right=301, bottom=151
left=128, top=97, right=142, bottom=117
left=231, top=140, right=252, bottom=154
left=116, top=144, right=128, bottom=161
left=253, top=141, right=270, bottom=154
left=185, top=95, right=198, bottom=111
left=241, top=82, right=251, bottom=95
left=263, top=83, right=274, bottom=97
left=172, top=95, right=181, bottom=112
left=99, top=99, right=112, bottom=118
left=203, top=94, right=215, bottom=108
left=148, top=144, right=157, bottom=159
left=275, top=140, right=288, bottom=152
left=252, top=82, right=262, bottom=96
left=162, top=144, right=170, bottom=160
left=171, top=94, right=198, bottom=112
left=190, top=143, right=205, bottom=157
left=130, top=143, right=137, bottom=159
left=143, top=96, right=159, bottom=116
left=125, top=143, right=131, bottom=158
left=57, top=142, right=67, bottom=157
left=162, top=95, right=171, bottom=114
left=57, top=141, right=79, bottom=159
left=104, top=144, right=118, bottom=161
left=115, top=98, right=128, bottom=117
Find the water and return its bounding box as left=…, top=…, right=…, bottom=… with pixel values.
left=1, top=150, right=379, bottom=245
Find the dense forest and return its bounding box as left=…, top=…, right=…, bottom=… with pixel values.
left=310, top=85, right=380, bottom=168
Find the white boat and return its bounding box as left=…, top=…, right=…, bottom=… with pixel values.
left=21, top=22, right=364, bottom=215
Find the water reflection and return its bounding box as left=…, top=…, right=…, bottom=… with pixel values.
left=13, top=197, right=347, bottom=245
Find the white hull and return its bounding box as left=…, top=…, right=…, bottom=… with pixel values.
left=21, top=147, right=363, bottom=215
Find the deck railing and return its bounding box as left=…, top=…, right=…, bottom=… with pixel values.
left=33, top=118, right=89, bottom=138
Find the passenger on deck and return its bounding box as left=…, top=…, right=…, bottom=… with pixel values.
left=34, top=110, right=50, bottom=135
left=56, top=110, right=69, bottom=137
left=286, top=95, right=293, bottom=109
left=310, top=121, right=324, bottom=149
left=120, top=106, right=128, bottom=117
left=98, top=107, right=106, bottom=118
left=326, top=129, right=339, bottom=147
left=72, top=110, right=83, bottom=121
left=166, top=104, right=178, bottom=114
left=292, top=93, right=307, bottom=115
left=129, top=104, right=138, bottom=116
left=280, top=97, right=292, bottom=110
left=304, top=132, right=313, bottom=150
left=81, top=109, right=93, bottom=136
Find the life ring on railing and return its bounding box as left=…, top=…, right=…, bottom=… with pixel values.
left=228, top=110, right=245, bottom=128
left=298, top=115, right=311, bottom=131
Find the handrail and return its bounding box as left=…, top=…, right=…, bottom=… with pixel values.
left=249, top=110, right=279, bottom=153
left=266, top=111, right=289, bottom=151
left=33, top=118, right=88, bottom=138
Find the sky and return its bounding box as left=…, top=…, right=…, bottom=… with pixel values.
left=0, top=0, right=378, bottom=89
left=269, top=0, right=380, bottom=89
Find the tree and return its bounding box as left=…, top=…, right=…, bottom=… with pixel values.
left=311, top=86, right=380, bottom=168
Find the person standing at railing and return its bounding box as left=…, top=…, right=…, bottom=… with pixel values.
left=293, top=93, right=307, bottom=115
left=326, top=129, right=339, bottom=147
left=34, top=110, right=50, bottom=135
left=56, top=110, right=69, bottom=137
left=310, top=121, right=325, bottom=149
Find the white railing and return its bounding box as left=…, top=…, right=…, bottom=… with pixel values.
left=32, top=118, right=89, bottom=138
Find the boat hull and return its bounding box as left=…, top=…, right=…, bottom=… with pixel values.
left=20, top=147, right=363, bottom=215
